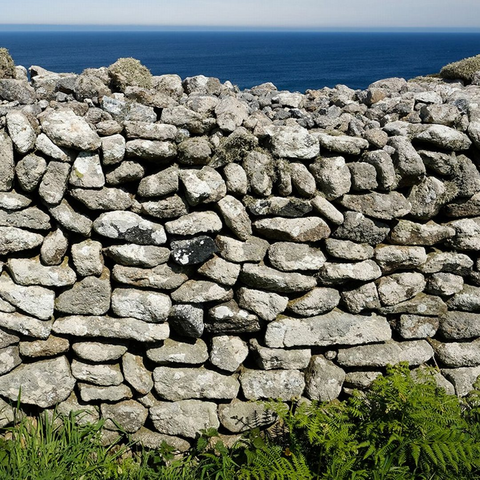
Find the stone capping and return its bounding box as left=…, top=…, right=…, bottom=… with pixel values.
left=0, top=58, right=480, bottom=444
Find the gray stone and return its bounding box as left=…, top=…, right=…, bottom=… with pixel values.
left=78, top=383, right=132, bottom=403
left=450, top=155, right=480, bottom=199
left=426, top=273, right=464, bottom=296
left=0, top=346, right=21, bottom=375
left=125, top=139, right=176, bottom=161
left=215, top=96, right=249, bottom=132
left=448, top=285, right=480, bottom=312
left=223, top=163, right=248, bottom=195
left=377, top=272, right=426, bottom=306
left=130, top=428, right=191, bottom=453
left=407, top=176, right=447, bottom=220
left=268, top=242, right=326, bottom=271
left=40, top=110, right=101, bottom=151
left=0, top=226, right=43, bottom=255
left=53, top=315, right=169, bottom=342
left=8, top=257, right=76, bottom=287
left=237, top=288, right=288, bottom=322
left=101, top=134, right=125, bottom=165
left=445, top=192, right=480, bottom=218
left=218, top=195, right=252, bottom=241
left=435, top=340, right=480, bottom=367
left=290, top=163, right=317, bottom=198
left=147, top=338, right=208, bottom=366
left=341, top=282, right=381, bottom=314
left=35, top=133, right=75, bottom=162
left=379, top=293, right=447, bottom=316
left=311, top=195, right=344, bottom=225
left=240, top=264, right=316, bottom=293
left=101, top=96, right=156, bottom=124
left=93, top=211, right=166, bottom=245
left=124, top=121, right=177, bottom=141
left=0, top=272, right=54, bottom=320
left=362, top=150, right=397, bottom=191
left=6, top=110, right=36, bottom=154
left=15, top=153, right=47, bottom=192
left=442, top=367, right=480, bottom=396
left=105, top=160, right=145, bottom=185
left=0, top=329, right=19, bottom=349
left=197, top=256, right=240, bottom=286
left=0, top=356, right=75, bottom=408
left=0, top=191, right=31, bottom=210
left=55, top=268, right=111, bottom=315
left=210, top=336, right=248, bottom=372
left=446, top=218, right=480, bottom=250
left=153, top=367, right=239, bottom=401
left=267, top=125, right=319, bottom=159
left=111, top=288, right=171, bottom=322
left=137, top=166, right=178, bottom=198
left=101, top=400, right=148, bottom=433
left=388, top=136, right=426, bottom=186
left=216, top=235, right=269, bottom=263
left=253, top=217, right=330, bottom=243
left=0, top=312, right=52, bottom=339
left=243, top=151, right=274, bottom=197
left=309, top=156, right=351, bottom=200
left=40, top=228, right=68, bottom=266
left=374, top=245, right=427, bottom=273
left=54, top=391, right=100, bottom=425
left=344, top=371, right=382, bottom=389
left=332, top=212, right=390, bottom=244
left=161, top=105, right=213, bottom=134
left=179, top=167, right=226, bottom=206
left=104, top=244, right=170, bottom=268
left=287, top=287, right=340, bottom=316
left=71, top=240, right=103, bottom=276
left=390, top=220, right=455, bottom=246
left=69, top=152, right=105, bottom=188
left=169, top=304, right=204, bottom=338
left=337, top=340, right=434, bottom=367
left=240, top=369, right=305, bottom=400
left=183, top=75, right=221, bottom=95
left=305, top=355, right=345, bottom=401
left=0, top=297, right=15, bottom=313
left=206, top=300, right=260, bottom=334
left=325, top=239, right=374, bottom=261
left=397, top=315, right=439, bottom=339
left=38, top=161, right=71, bottom=206
left=72, top=342, right=128, bottom=362
left=71, top=360, right=123, bottom=386
left=171, top=236, right=217, bottom=265
left=218, top=400, right=276, bottom=433
left=49, top=200, right=92, bottom=236
left=165, top=211, right=222, bottom=236
left=150, top=400, right=219, bottom=439
left=415, top=125, right=472, bottom=151
left=250, top=339, right=310, bottom=370
left=348, top=162, right=378, bottom=191
left=112, top=264, right=187, bottom=290
left=265, top=310, right=391, bottom=348
left=339, top=192, right=411, bottom=220
left=246, top=196, right=312, bottom=218
left=171, top=280, right=232, bottom=303
left=419, top=150, right=458, bottom=177
left=0, top=79, right=36, bottom=104
left=316, top=132, right=368, bottom=155
left=440, top=311, right=480, bottom=340
left=319, top=260, right=382, bottom=284
left=0, top=207, right=51, bottom=230
left=70, top=187, right=133, bottom=211
left=138, top=194, right=188, bottom=220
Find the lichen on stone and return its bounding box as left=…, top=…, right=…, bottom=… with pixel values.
left=440, top=54, right=480, bottom=83
left=0, top=47, right=16, bottom=79
left=108, top=57, right=153, bottom=92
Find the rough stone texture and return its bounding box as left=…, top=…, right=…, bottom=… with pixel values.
left=250, top=339, right=311, bottom=370
left=210, top=336, right=248, bottom=372
left=376, top=272, right=426, bottom=306
left=101, top=400, right=148, bottom=433
left=111, top=288, right=171, bottom=323
left=325, top=239, right=373, bottom=261
left=6, top=110, right=36, bottom=154
left=206, top=300, right=260, bottom=334
left=309, top=156, right=351, bottom=200
left=319, top=260, right=382, bottom=284
left=71, top=240, right=103, bottom=277
left=375, top=245, right=427, bottom=273
left=171, top=236, right=217, bottom=266
left=305, top=355, right=346, bottom=401
left=0, top=312, right=52, bottom=339
left=72, top=342, right=128, bottom=362
left=197, top=256, right=240, bottom=286
left=216, top=235, right=269, bottom=263
left=268, top=242, right=326, bottom=271
left=104, top=244, right=170, bottom=268
left=237, top=288, right=288, bottom=321
left=435, top=340, right=480, bottom=367
left=15, top=153, right=47, bottom=192
left=71, top=359, right=123, bottom=386
left=180, top=167, right=226, bottom=206
left=240, top=369, right=305, bottom=400
left=112, top=264, right=187, bottom=290
left=218, top=400, right=276, bottom=433
left=49, top=200, right=93, bottom=236
left=147, top=339, right=208, bottom=365
left=165, top=211, right=222, bottom=236
left=19, top=336, right=69, bottom=358
left=8, top=257, right=76, bottom=287
left=287, top=287, right=340, bottom=316
left=0, top=131, right=15, bottom=191
left=169, top=304, right=204, bottom=338
left=40, top=228, right=68, bottom=266
left=268, top=125, right=319, bottom=159
left=171, top=280, right=232, bottom=303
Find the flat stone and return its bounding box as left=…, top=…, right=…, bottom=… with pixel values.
left=169, top=304, right=204, bottom=338
left=6, top=110, right=36, bottom=154
left=40, top=228, right=68, bottom=266
left=319, top=260, right=382, bottom=284
left=8, top=257, right=76, bottom=287
left=290, top=162, right=317, bottom=198
left=210, top=336, right=248, bottom=372
left=215, top=96, right=249, bottom=132
left=240, top=369, right=305, bottom=400
left=72, top=341, right=128, bottom=362
left=337, top=340, right=434, bottom=367
left=101, top=400, right=148, bottom=433
left=265, top=310, right=391, bottom=348
left=216, top=235, right=269, bottom=263
left=112, top=264, right=187, bottom=290
left=375, top=245, right=427, bottom=273
left=104, top=244, right=170, bottom=268
left=35, top=133, right=74, bottom=162
left=71, top=359, right=123, bottom=386
left=0, top=191, right=31, bottom=211
left=179, top=167, right=226, bottom=206
left=40, top=109, right=101, bottom=151
left=49, top=200, right=92, bottom=236
left=311, top=195, right=345, bottom=225
left=161, top=105, right=213, bottom=134
left=390, top=220, right=455, bottom=246
left=150, top=400, right=219, bottom=439
left=344, top=371, right=382, bottom=389
left=131, top=428, right=190, bottom=453
left=71, top=239, right=103, bottom=276
left=69, top=152, right=105, bottom=188
left=53, top=315, right=169, bottom=342
left=223, top=163, right=248, bottom=195
left=125, top=139, right=176, bottom=161
left=268, top=242, right=326, bottom=271
left=38, top=161, right=71, bottom=206
left=267, top=125, right=319, bottom=159
left=101, top=134, right=125, bottom=165
left=0, top=356, right=75, bottom=408
left=0, top=312, right=52, bottom=339
left=105, top=160, right=145, bottom=185
left=253, top=217, right=330, bottom=243
left=102, top=96, right=156, bottom=124
left=206, top=300, right=260, bottom=334
left=309, top=156, right=351, bottom=200
left=415, top=125, right=472, bottom=151
left=237, top=287, right=288, bottom=321
left=287, top=287, right=340, bottom=316
left=426, top=272, right=464, bottom=296
left=446, top=218, right=480, bottom=250
left=316, top=132, right=368, bottom=155
left=339, top=192, right=411, bottom=220
left=218, top=195, right=252, bottom=241
left=0, top=207, right=51, bottom=230
left=341, top=282, right=381, bottom=314
left=218, top=400, right=276, bottom=433
left=147, top=338, right=208, bottom=365
left=305, top=355, right=345, bottom=401
left=397, top=315, right=439, bottom=339
left=440, top=311, right=480, bottom=340
left=153, top=367, right=239, bottom=401
left=333, top=212, right=390, bottom=244
left=379, top=293, right=447, bottom=316
left=15, top=153, right=46, bottom=192
left=0, top=272, right=54, bottom=320
left=435, top=340, right=480, bottom=367
left=111, top=288, right=171, bottom=322
left=55, top=268, right=111, bottom=315
left=171, top=280, right=232, bottom=303
left=0, top=130, right=14, bottom=191
left=165, top=211, right=222, bottom=236
left=377, top=272, right=426, bottom=306
left=71, top=187, right=134, bottom=211
left=122, top=353, right=153, bottom=395
left=250, top=339, right=310, bottom=370
left=240, top=264, right=317, bottom=293
left=171, top=236, right=217, bottom=265
left=445, top=192, right=480, bottom=218
left=246, top=196, right=312, bottom=218
left=137, top=166, right=178, bottom=198
left=0, top=79, right=35, bottom=104
left=93, top=211, right=166, bottom=245
left=138, top=195, right=188, bottom=220
left=78, top=383, right=132, bottom=403
left=124, top=121, right=177, bottom=141
left=197, top=256, right=240, bottom=286
left=448, top=285, right=480, bottom=312
left=324, top=238, right=374, bottom=261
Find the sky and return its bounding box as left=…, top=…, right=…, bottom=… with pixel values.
left=1, top=0, right=480, bottom=30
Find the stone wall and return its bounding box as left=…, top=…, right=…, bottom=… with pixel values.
left=1, top=53, right=480, bottom=448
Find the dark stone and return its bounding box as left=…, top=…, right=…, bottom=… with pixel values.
left=171, top=236, right=218, bottom=265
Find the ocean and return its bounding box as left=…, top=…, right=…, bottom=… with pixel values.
left=0, top=30, right=479, bottom=93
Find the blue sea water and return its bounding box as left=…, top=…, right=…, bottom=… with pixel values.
left=0, top=30, right=479, bottom=92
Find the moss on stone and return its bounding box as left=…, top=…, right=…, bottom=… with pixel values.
left=108, top=57, right=152, bottom=92
left=0, top=48, right=16, bottom=79
left=440, top=54, right=480, bottom=83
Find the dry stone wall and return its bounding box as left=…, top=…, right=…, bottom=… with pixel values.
left=1, top=53, right=480, bottom=448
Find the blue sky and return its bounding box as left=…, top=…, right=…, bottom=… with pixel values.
left=2, top=0, right=480, bottom=29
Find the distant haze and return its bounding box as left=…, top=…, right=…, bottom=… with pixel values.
left=2, top=0, right=480, bottom=30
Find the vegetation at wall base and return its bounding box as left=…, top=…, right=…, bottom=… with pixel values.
left=1, top=363, right=480, bottom=479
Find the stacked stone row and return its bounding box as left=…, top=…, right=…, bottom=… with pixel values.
left=1, top=60, right=480, bottom=446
